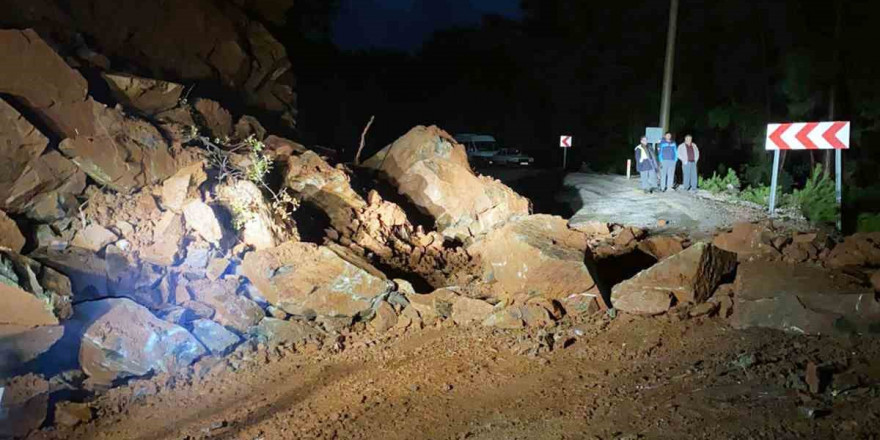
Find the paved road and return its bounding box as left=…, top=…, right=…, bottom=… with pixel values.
left=559, top=173, right=774, bottom=238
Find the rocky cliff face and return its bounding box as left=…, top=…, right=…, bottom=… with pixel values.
left=1, top=0, right=297, bottom=128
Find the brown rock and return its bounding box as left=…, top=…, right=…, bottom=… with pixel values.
left=206, top=257, right=230, bottom=281
left=560, top=292, right=602, bottom=315
left=568, top=219, right=611, bottom=236
left=233, top=115, right=267, bottom=141
left=187, top=279, right=263, bottom=333
left=71, top=224, right=118, bottom=253
left=0, top=30, right=177, bottom=192
left=194, top=99, right=233, bottom=139
left=710, top=294, right=734, bottom=318
left=638, top=235, right=686, bottom=260
left=483, top=304, right=554, bottom=329
left=370, top=301, right=398, bottom=333
left=161, top=162, right=207, bottom=213
left=451, top=297, right=495, bottom=326
left=614, top=227, right=644, bottom=248
left=242, top=241, right=392, bottom=318
left=53, top=401, right=93, bottom=427
left=76, top=298, right=206, bottom=384
left=216, top=179, right=283, bottom=250
left=264, top=135, right=306, bottom=161
left=612, top=242, right=737, bottom=315
left=0, top=281, right=60, bottom=328
left=0, top=325, right=64, bottom=374
left=689, top=301, right=720, bottom=318
left=713, top=222, right=780, bottom=262
left=183, top=200, right=224, bottom=244
left=467, top=215, right=597, bottom=300
left=0, top=98, right=48, bottom=207
left=102, top=73, right=184, bottom=115
left=254, top=318, right=323, bottom=345
left=731, top=261, right=880, bottom=335
left=2, top=150, right=85, bottom=216
left=285, top=151, right=367, bottom=231
left=141, top=212, right=184, bottom=266
left=0, top=373, right=49, bottom=438
left=363, top=125, right=529, bottom=240
left=406, top=289, right=458, bottom=324
left=0, top=210, right=25, bottom=252
left=825, top=232, right=880, bottom=268
left=871, top=270, right=880, bottom=293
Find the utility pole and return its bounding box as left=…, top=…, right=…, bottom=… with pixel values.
left=659, top=0, right=679, bottom=132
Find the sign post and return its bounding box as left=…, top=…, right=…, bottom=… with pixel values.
left=765, top=121, right=850, bottom=221
left=560, top=135, right=572, bottom=169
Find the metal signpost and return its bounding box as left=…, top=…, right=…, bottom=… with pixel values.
left=560, top=135, right=572, bottom=169
left=765, top=121, right=850, bottom=222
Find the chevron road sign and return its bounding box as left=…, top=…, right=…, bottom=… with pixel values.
left=765, top=121, right=850, bottom=150
left=765, top=121, right=851, bottom=226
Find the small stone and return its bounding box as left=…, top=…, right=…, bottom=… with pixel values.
left=191, top=319, right=241, bottom=355
left=206, top=257, right=230, bottom=281
left=267, top=305, right=289, bottom=320
left=688, top=301, right=719, bottom=318
left=393, top=278, right=416, bottom=295
left=53, top=401, right=93, bottom=427
left=184, top=243, right=211, bottom=269
left=71, top=224, right=118, bottom=252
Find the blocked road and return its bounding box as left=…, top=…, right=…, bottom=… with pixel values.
left=560, top=173, right=777, bottom=238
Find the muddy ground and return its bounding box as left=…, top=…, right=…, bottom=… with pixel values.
left=29, top=309, right=880, bottom=440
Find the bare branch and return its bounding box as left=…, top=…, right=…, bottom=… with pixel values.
left=355, top=115, right=375, bottom=165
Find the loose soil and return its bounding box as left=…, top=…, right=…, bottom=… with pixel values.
left=29, top=311, right=880, bottom=440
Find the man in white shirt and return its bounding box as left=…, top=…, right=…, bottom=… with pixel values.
left=677, top=134, right=700, bottom=192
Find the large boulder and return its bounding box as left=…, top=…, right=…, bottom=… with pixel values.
left=101, top=73, right=184, bottom=115
left=363, top=125, right=530, bottom=241
left=0, top=97, right=47, bottom=203
left=0, top=96, right=85, bottom=217
left=0, top=210, right=25, bottom=253
left=611, top=242, right=737, bottom=315
left=466, top=215, right=596, bottom=300
left=242, top=241, right=392, bottom=318
left=731, top=262, right=880, bottom=335
left=216, top=179, right=285, bottom=250
left=0, top=374, right=50, bottom=438
left=713, top=222, right=781, bottom=262
left=76, top=298, right=206, bottom=384
left=0, top=29, right=177, bottom=193
left=186, top=279, right=264, bottom=333
left=0, top=281, right=63, bottom=374
left=285, top=150, right=366, bottom=231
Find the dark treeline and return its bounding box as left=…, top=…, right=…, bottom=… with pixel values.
left=282, top=1, right=880, bottom=196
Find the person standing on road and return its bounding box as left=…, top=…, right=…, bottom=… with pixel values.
left=677, top=134, right=700, bottom=192
left=658, top=132, right=677, bottom=191
left=634, top=136, right=658, bottom=193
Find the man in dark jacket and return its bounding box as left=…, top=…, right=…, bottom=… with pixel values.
left=658, top=132, right=677, bottom=191
left=634, top=136, right=658, bottom=193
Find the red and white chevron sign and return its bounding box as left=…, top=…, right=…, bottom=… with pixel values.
left=765, top=121, right=850, bottom=151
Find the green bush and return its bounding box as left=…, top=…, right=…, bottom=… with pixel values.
left=699, top=168, right=741, bottom=194
left=740, top=185, right=772, bottom=205
left=857, top=213, right=880, bottom=232
left=791, top=165, right=838, bottom=224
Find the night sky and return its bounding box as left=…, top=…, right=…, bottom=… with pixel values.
left=333, top=0, right=523, bottom=51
